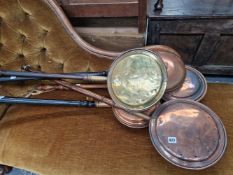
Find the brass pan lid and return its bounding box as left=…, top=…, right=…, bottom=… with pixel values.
left=145, top=45, right=186, bottom=92
left=112, top=103, right=160, bottom=128
left=149, top=100, right=227, bottom=170
left=163, top=66, right=207, bottom=101
left=108, top=49, right=167, bottom=111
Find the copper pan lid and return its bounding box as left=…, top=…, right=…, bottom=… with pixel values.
left=145, top=45, right=186, bottom=92
left=145, top=45, right=181, bottom=57
left=149, top=100, right=227, bottom=170
left=112, top=103, right=160, bottom=128
left=163, top=66, right=207, bottom=102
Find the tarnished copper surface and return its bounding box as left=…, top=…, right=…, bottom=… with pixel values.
left=145, top=45, right=185, bottom=92
left=158, top=52, right=185, bottom=91
left=108, top=49, right=167, bottom=111
left=145, top=45, right=181, bottom=57
left=163, top=66, right=207, bottom=101
left=113, top=103, right=160, bottom=128
left=75, top=84, right=107, bottom=89
left=149, top=100, right=227, bottom=170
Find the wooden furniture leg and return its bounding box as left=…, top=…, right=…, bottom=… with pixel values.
left=138, top=0, right=147, bottom=33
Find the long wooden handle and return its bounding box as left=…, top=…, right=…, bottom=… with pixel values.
left=0, top=70, right=107, bottom=82
left=0, top=96, right=108, bottom=107
left=56, top=80, right=151, bottom=120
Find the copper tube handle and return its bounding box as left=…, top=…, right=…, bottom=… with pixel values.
left=55, top=80, right=151, bottom=121
left=56, top=80, right=118, bottom=107
left=75, top=84, right=107, bottom=89
left=37, top=84, right=107, bottom=92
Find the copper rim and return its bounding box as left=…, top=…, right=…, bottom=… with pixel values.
left=149, top=99, right=227, bottom=170
left=107, top=49, right=167, bottom=111
left=112, top=103, right=160, bottom=128
left=163, top=66, right=207, bottom=102
left=145, top=45, right=186, bottom=92
left=144, top=45, right=181, bottom=58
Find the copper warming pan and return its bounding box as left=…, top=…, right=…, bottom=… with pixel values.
left=0, top=46, right=227, bottom=170
left=149, top=99, right=227, bottom=170
left=145, top=45, right=186, bottom=92
left=163, top=65, right=207, bottom=101
left=57, top=79, right=228, bottom=170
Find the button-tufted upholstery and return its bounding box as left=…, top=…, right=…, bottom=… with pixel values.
left=0, top=1, right=233, bottom=175
left=0, top=0, right=119, bottom=98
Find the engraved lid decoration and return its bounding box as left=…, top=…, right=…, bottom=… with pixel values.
left=107, top=49, right=167, bottom=111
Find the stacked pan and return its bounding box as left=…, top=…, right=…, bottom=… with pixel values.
left=145, top=46, right=226, bottom=170
left=106, top=46, right=227, bottom=170
left=0, top=46, right=227, bottom=170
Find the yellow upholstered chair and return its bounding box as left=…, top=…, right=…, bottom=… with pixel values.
left=0, top=0, right=233, bottom=175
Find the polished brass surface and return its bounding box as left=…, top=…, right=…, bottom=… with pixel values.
left=110, top=52, right=162, bottom=106
left=149, top=100, right=227, bottom=170
left=113, top=103, right=160, bottom=128
left=108, top=49, right=167, bottom=111
left=85, top=75, right=107, bottom=82
left=163, top=66, right=207, bottom=101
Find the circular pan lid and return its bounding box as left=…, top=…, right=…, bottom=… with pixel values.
left=145, top=45, right=186, bottom=92
left=107, top=49, right=167, bottom=111
left=112, top=103, right=160, bottom=128
left=149, top=100, right=227, bottom=170
left=163, top=66, right=207, bottom=102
